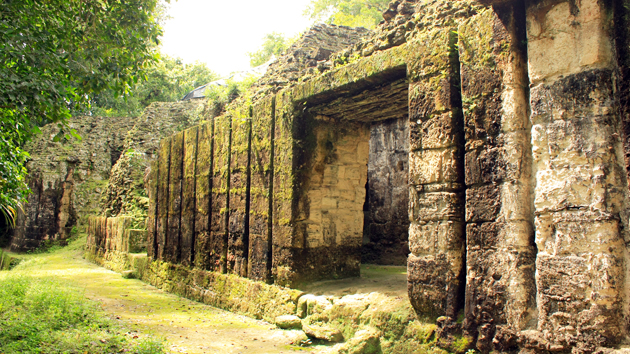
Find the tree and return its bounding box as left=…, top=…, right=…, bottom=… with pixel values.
left=88, top=56, right=219, bottom=117
left=0, top=0, right=164, bottom=221
left=304, top=0, right=390, bottom=29
left=247, top=32, right=294, bottom=67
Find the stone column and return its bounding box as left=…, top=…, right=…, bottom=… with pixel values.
left=458, top=4, right=536, bottom=351
left=526, top=0, right=626, bottom=348
left=156, top=138, right=171, bottom=261
left=407, top=26, right=466, bottom=320
left=228, top=104, right=252, bottom=277
left=211, top=114, right=231, bottom=273
left=194, top=122, right=214, bottom=269
left=166, top=131, right=184, bottom=263
left=181, top=126, right=199, bottom=267
left=249, top=97, right=276, bottom=282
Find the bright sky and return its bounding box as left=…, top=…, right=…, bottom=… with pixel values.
left=160, top=0, right=314, bottom=77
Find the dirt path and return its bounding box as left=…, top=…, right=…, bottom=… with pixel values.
left=18, top=244, right=315, bottom=354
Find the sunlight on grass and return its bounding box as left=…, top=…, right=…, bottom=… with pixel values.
left=0, top=236, right=166, bottom=354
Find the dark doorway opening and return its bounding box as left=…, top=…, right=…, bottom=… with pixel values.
left=0, top=212, right=12, bottom=248
left=362, top=118, right=409, bottom=265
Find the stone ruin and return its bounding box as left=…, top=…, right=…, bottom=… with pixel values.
left=142, top=0, right=630, bottom=351
left=16, top=0, right=630, bottom=351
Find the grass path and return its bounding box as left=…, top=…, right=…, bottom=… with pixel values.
left=7, top=239, right=313, bottom=354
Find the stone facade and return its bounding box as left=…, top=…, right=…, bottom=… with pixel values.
left=145, top=0, right=630, bottom=351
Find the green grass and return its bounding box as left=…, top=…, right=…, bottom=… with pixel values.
left=0, top=256, right=165, bottom=353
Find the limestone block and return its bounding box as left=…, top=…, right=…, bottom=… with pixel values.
left=410, top=191, right=464, bottom=222
left=408, top=252, right=463, bottom=319
left=527, top=0, right=613, bottom=83
left=465, top=184, right=501, bottom=222
left=303, top=323, right=344, bottom=342
left=535, top=167, right=609, bottom=214
left=409, top=147, right=462, bottom=186
left=408, top=221, right=464, bottom=256
left=128, top=229, right=147, bottom=253
left=409, top=112, right=460, bottom=151
left=536, top=253, right=623, bottom=344
left=466, top=220, right=532, bottom=249
left=464, top=247, right=536, bottom=341
left=535, top=217, right=623, bottom=256
left=465, top=131, right=530, bottom=185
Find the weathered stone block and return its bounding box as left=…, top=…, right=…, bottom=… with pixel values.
left=465, top=131, right=530, bottom=185
left=466, top=220, right=532, bottom=249
left=536, top=253, right=623, bottom=345
left=465, top=184, right=501, bottom=222
left=535, top=217, right=623, bottom=256
left=408, top=253, right=463, bottom=319
left=464, top=247, right=536, bottom=348
left=408, top=221, right=464, bottom=256
left=409, top=147, right=462, bottom=185
left=527, top=0, right=614, bottom=84
left=410, top=191, right=464, bottom=222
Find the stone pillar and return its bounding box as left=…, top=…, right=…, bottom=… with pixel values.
left=525, top=0, right=626, bottom=348
left=228, top=105, right=251, bottom=277
left=249, top=97, right=275, bottom=282
left=156, top=138, right=171, bottom=261
left=181, top=126, right=198, bottom=267
left=194, top=122, right=214, bottom=269
left=212, top=114, right=231, bottom=273
left=458, top=4, right=536, bottom=351
left=147, top=160, right=158, bottom=260
left=407, top=26, right=466, bottom=319
left=272, top=92, right=300, bottom=286
left=166, top=131, right=184, bottom=263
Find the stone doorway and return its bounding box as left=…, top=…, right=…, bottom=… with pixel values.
left=299, top=72, right=410, bottom=279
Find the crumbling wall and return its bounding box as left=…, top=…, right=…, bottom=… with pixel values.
left=10, top=115, right=135, bottom=251
left=10, top=101, right=205, bottom=252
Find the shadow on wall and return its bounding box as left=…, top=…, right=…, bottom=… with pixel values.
left=0, top=213, right=10, bottom=248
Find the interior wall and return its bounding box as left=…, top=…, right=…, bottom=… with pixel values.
left=362, top=117, right=410, bottom=265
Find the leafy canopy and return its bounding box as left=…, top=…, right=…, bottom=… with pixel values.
left=88, top=56, right=219, bottom=117
left=304, top=0, right=390, bottom=29
left=0, top=0, right=164, bottom=219
left=247, top=32, right=295, bottom=67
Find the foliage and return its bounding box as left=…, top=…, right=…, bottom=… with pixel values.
left=88, top=55, right=219, bottom=117
left=247, top=32, right=296, bottom=67
left=0, top=272, right=165, bottom=353
left=0, top=0, right=164, bottom=219
left=204, top=74, right=260, bottom=106
left=304, top=0, right=390, bottom=29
